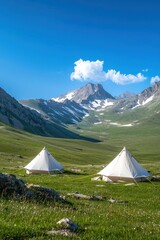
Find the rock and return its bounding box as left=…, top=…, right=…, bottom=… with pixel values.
left=0, top=173, right=70, bottom=204
left=57, top=218, right=80, bottom=231
left=151, top=174, right=160, bottom=181
left=26, top=184, right=62, bottom=202
left=47, top=229, right=76, bottom=237
left=0, top=173, right=26, bottom=197
left=67, top=192, right=107, bottom=201
left=67, top=193, right=91, bottom=200
left=47, top=218, right=81, bottom=236
left=90, top=195, right=105, bottom=201
left=108, top=197, right=128, bottom=204
left=108, top=198, right=116, bottom=203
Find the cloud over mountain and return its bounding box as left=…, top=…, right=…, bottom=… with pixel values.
left=151, top=75, right=160, bottom=84
left=70, top=59, right=146, bottom=85
left=70, top=59, right=106, bottom=81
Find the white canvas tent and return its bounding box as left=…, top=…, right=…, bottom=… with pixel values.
left=98, top=147, right=151, bottom=182
left=24, top=147, right=64, bottom=174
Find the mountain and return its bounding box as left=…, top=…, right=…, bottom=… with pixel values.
left=53, top=83, right=115, bottom=110
left=117, top=91, right=136, bottom=99
left=80, top=81, right=160, bottom=131
left=20, top=83, right=115, bottom=125
left=1, top=81, right=160, bottom=141
left=53, top=82, right=114, bottom=103
left=18, top=81, right=160, bottom=132
left=20, top=82, right=160, bottom=127
left=112, top=81, right=160, bottom=112
left=0, top=87, right=93, bottom=140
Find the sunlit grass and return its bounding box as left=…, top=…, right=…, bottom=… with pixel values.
left=1, top=123, right=160, bottom=239
left=1, top=174, right=160, bottom=239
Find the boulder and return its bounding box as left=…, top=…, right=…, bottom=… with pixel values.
left=67, top=192, right=107, bottom=200
left=0, top=173, right=26, bottom=198
left=0, top=173, right=69, bottom=204
left=57, top=218, right=80, bottom=231
left=26, top=184, right=64, bottom=202
left=47, top=218, right=81, bottom=236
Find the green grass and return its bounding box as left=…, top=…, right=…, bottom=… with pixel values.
left=1, top=174, right=160, bottom=240
left=1, top=122, right=160, bottom=239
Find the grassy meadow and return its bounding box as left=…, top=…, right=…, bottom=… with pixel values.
left=1, top=123, right=160, bottom=239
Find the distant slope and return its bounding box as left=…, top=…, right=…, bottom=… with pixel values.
left=69, top=82, right=160, bottom=139
left=0, top=87, right=97, bottom=140
left=20, top=98, right=88, bottom=125
left=117, top=91, right=136, bottom=99
left=112, top=81, right=160, bottom=112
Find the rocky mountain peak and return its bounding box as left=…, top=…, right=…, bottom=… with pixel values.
left=84, top=82, right=102, bottom=92
left=53, top=83, right=114, bottom=104
left=80, top=83, right=114, bottom=104
left=140, top=81, right=160, bottom=99
left=152, top=81, right=160, bottom=93
left=117, top=91, right=136, bottom=99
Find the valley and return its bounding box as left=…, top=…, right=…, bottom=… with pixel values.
left=1, top=82, right=160, bottom=239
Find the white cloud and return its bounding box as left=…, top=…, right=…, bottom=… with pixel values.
left=142, top=68, right=149, bottom=72
left=70, top=59, right=146, bottom=85
left=150, top=75, right=160, bottom=84
left=70, top=59, right=106, bottom=81
left=105, top=70, right=146, bottom=85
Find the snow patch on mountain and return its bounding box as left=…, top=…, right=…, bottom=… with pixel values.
left=94, top=122, right=102, bottom=125
left=92, top=119, right=138, bottom=127
left=132, top=95, right=154, bottom=109
left=109, top=122, right=133, bottom=127
left=142, top=95, right=154, bottom=105
left=104, top=119, right=136, bottom=127
left=53, top=91, right=76, bottom=103
left=83, top=113, right=89, bottom=119
left=22, top=105, right=41, bottom=114
left=86, top=99, right=115, bottom=111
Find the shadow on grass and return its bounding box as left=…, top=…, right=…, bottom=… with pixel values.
left=64, top=170, right=88, bottom=176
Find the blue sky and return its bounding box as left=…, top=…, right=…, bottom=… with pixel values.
left=0, top=0, right=160, bottom=99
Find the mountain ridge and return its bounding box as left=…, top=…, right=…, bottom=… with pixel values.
left=19, top=81, right=160, bottom=126
left=1, top=81, right=160, bottom=137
